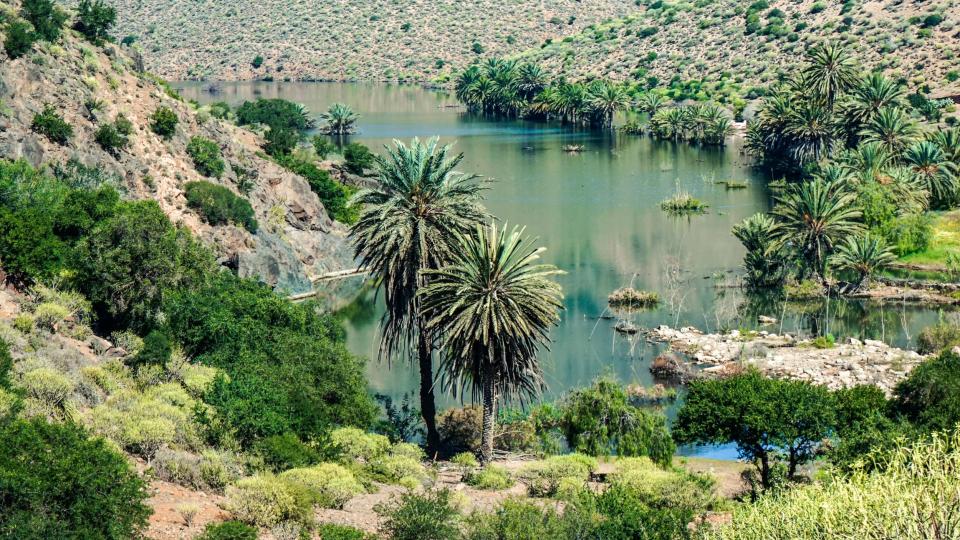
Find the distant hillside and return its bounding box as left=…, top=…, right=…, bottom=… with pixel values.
left=0, top=7, right=355, bottom=296
left=516, top=0, right=959, bottom=95
left=108, top=0, right=637, bottom=83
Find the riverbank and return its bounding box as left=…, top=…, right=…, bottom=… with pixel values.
left=648, top=325, right=927, bottom=395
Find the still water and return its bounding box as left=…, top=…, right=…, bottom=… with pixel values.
left=180, top=82, right=943, bottom=456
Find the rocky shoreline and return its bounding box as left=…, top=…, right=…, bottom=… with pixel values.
left=647, top=325, right=928, bottom=395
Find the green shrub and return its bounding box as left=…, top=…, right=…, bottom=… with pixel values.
left=367, top=454, right=429, bottom=485
left=31, top=105, right=73, bottom=145
left=279, top=463, right=365, bottom=508
left=328, top=427, right=390, bottom=463
left=591, top=483, right=693, bottom=539
left=517, top=454, right=597, bottom=497
left=317, top=523, right=371, bottom=540
left=0, top=417, right=150, bottom=538
left=235, top=98, right=313, bottom=132
left=251, top=55, right=264, bottom=68
left=255, top=432, right=321, bottom=471
left=916, top=321, right=960, bottom=354
left=464, top=498, right=571, bottom=540
left=224, top=475, right=312, bottom=527
left=0, top=340, right=11, bottom=390
left=129, top=330, right=172, bottom=367
left=376, top=489, right=461, bottom=540
left=73, top=0, right=116, bottom=44
left=149, top=106, right=178, bottom=139
left=32, top=302, right=70, bottom=331
left=21, top=0, right=68, bottom=42
left=94, top=122, right=129, bottom=155
left=894, top=350, right=960, bottom=432
left=465, top=464, right=513, bottom=490
left=264, top=127, right=299, bottom=157
left=312, top=136, right=336, bottom=160
left=151, top=447, right=247, bottom=492
left=187, top=136, right=226, bottom=178
left=197, top=520, right=258, bottom=540
left=451, top=451, right=479, bottom=469
left=20, top=367, right=73, bottom=410
left=184, top=180, right=258, bottom=232
left=608, top=457, right=717, bottom=511
left=343, top=142, right=374, bottom=175
left=276, top=154, right=355, bottom=223
left=4, top=20, right=35, bottom=59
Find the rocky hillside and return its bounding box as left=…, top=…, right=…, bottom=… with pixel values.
left=516, top=0, right=959, bottom=94
left=107, top=0, right=636, bottom=83
left=0, top=19, right=354, bottom=296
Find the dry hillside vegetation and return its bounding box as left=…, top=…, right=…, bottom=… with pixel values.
left=109, top=0, right=637, bottom=83
left=517, top=0, right=959, bottom=93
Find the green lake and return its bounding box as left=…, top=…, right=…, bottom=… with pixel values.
left=180, top=82, right=943, bottom=441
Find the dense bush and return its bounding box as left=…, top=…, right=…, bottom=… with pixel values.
left=317, top=523, right=371, bottom=540
left=163, top=273, right=377, bottom=446
left=31, top=105, right=73, bottom=145
left=196, top=521, right=258, bottom=540
left=464, top=464, right=513, bottom=490
left=223, top=474, right=312, bottom=527
left=560, top=377, right=675, bottom=465
left=187, top=136, right=226, bottom=178
left=149, top=106, right=178, bottom=139
left=516, top=454, right=597, bottom=498
left=343, top=142, right=374, bottom=174
left=21, top=0, right=68, bottom=42
left=4, top=20, right=35, bottom=59
left=254, top=432, right=321, bottom=472
left=264, top=126, right=299, bottom=157
left=94, top=117, right=131, bottom=156
left=0, top=417, right=150, bottom=538
left=275, top=154, right=355, bottom=223
left=607, top=457, right=717, bottom=511
left=327, top=427, right=390, bottom=463
left=894, top=350, right=960, bottom=432
left=130, top=329, right=172, bottom=367
left=235, top=98, right=314, bottom=132
left=73, top=0, right=116, bottom=44
left=184, top=181, right=258, bottom=232
left=376, top=489, right=461, bottom=540
left=916, top=320, right=960, bottom=354
left=464, top=498, right=573, bottom=540
left=279, top=463, right=365, bottom=508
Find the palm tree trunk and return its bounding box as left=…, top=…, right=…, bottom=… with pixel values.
left=480, top=364, right=497, bottom=465
left=418, top=328, right=441, bottom=457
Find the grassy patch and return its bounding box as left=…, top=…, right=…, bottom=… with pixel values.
left=660, top=192, right=708, bottom=214
left=898, top=211, right=960, bottom=268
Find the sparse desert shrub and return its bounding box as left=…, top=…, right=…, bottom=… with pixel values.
left=255, top=432, right=321, bottom=472
left=31, top=104, right=73, bottom=145
left=367, top=454, right=429, bottom=485
left=224, top=475, right=312, bottom=527
left=465, top=464, right=513, bottom=490
left=32, top=302, right=70, bottom=331
left=0, top=417, right=150, bottom=539
left=187, top=136, right=226, bottom=178
left=451, top=451, right=479, bottom=469
left=516, top=454, right=597, bottom=497
left=19, top=367, right=73, bottom=411
left=21, top=0, right=68, bottom=42
left=376, top=489, right=461, bottom=540
left=94, top=117, right=131, bottom=156
left=279, top=463, right=365, bottom=508
left=328, top=427, right=390, bottom=463
left=152, top=447, right=246, bottom=492
left=149, top=106, right=178, bottom=139
left=197, top=520, right=258, bottom=540
left=184, top=180, right=258, bottom=232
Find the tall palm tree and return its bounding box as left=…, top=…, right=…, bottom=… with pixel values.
left=455, top=66, right=483, bottom=107
left=419, top=222, right=564, bottom=463
left=842, top=72, right=904, bottom=141
left=927, top=128, right=960, bottom=165
left=320, top=103, right=360, bottom=135
left=860, top=106, right=918, bottom=159
left=842, top=141, right=892, bottom=183
left=773, top=179, right=863, bottom=280
left=516, top=63, right=547, bottom=100
left=802, top=43, right=859, bottom=107
left=635, top=92, right=666, bottom=117
left=784, top=100, right=837, bottom=166
left=903, top=140, right=959, bottom=209
left=733, top=213, right=788, bottom=288
left=587, top=81, right=630, bottom=128
left=833, top=234, right=896, bottom=290
left=349, top=138, right=488, bottom=454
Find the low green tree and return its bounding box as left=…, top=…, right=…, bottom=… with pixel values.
left=893, top=350, right=960, bottom=432
left=73, top=0, right=116, bottom=44
left=149, top=106, right=178, bottom=139
left=3, top=20, right=35, bottom=59
left=187, top=136, right=225, bottom=178
left=21, top=0, right=68, bottom=42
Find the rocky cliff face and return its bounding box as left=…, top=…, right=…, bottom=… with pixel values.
left=0, top=30, right=356, bottom=297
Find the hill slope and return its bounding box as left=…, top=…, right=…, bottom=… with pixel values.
left=516, top=0, right=959, bottom=93
left=108, top=0, right=637, bottom=83
left=0, top=21, right=354, bottom=296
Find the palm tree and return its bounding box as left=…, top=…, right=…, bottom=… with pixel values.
left=635, top=93, right=666, bottom=117
left=320, top=103, right=359, bottom=135
left=419, top=222, right=564, bottom=463
left=927, top=128, right=960, bottom=165
left=516, top=63, right=547, bottom=100
left=903, top=140, right=959, bottom=209
left=651, top=107, right=688, bottom=142
left=733, top=213, right=789, bottom=288
left=802, top=43, right=859, bottom=107
left=349, top=138, right=488, bottom=454
left=784, top=100, right=837, bottom=166
left=842, top=141, right=892, bottom=183
left=455, top=66, right=483, bottom=107
left=842, top=72, right=904, bottom=141
left=773, top=179, right=863, bottom=280
left=555, top=83, right=588, bottom=124
left=833, top=234, right=896, bottom=290
left=860, top=107, right=918, bottom=159
left=587, top=81, right=630, bottom=128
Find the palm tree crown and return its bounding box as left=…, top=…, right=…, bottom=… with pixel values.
left=321, top=103, right=360, bottom=135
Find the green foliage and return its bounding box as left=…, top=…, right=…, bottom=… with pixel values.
left=21, top=0, right=68, bottom=42
left=343, top=142, right=375, bottom=175
left=733, top=213, right=788, bottom=289
left=463, top=498, right=574, bottom=540
left=312, top=136, right=336, bottom=160
left=327, top=427, right=390, bottom=463
left=94, top=116, right=132, bottom=155
left=151, top=447, right=246, bottom=493
left=149, top=106, right=178, bottom=139
left=164, top=273, right=377, bottom=446
left=320, top=103, right=360, bottom=135
left=224, top=474, right=313, bottom=527
left=376, top=489, right=461, bottom=540
left=559, top=377, right=675, bottom=465
left=317, top=524, right=372, bottom=540
left=187, top=136, right=226, bottom=178
left=674, top=369, right=835, bottom=490
left=917, top=320, right=960, bottom=354
left=31, top=105, right=73, bottom=145
left=197, top=521, right=258, bottom=540
left=0, top=340, right=11, bottom=390
left=0, top=417, right=150, bottom=539
left=275, top=154, right=355, bottom=223
left=894, top=351, right=960, bottom=432
left=130, top=330, right=172, bottom=367
left=254, top=432, right=321, bottom=472
left=280, top=463, right=365, bottom=509
left=235, top=98, right=314, bottom=132
left=264, top=126, right=299, bottom=157
left=4, top=20, right=35, bottom=59
left=73, top=0, right=116, bottom=45
left=464, top=464, right=513, bottom=490
left=516, top=454, right=597, bottom=498
left=184, top=181, right=258, bottom=232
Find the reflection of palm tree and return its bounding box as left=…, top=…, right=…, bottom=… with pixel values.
left=773, top=180, right=863, bottom=281
left=349, top=138, right=487, bottom=454
left=420, top=223, right=563, bottom=463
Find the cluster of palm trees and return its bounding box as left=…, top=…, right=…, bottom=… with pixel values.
left=455, top=59, right=631, bottom=128
left=349, top=138, right=564, bottom=463
left=737, top=43, right=960, bottom=292
left=647, top=103, right=734, bottom=146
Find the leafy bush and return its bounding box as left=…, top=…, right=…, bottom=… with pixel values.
left=149, top=106, right=178, bottom=139
left=187, top=136, right=226, bottom=178
left=317, top=523, right=371, bottom=540
left=465, top=464, right=513, bottom=490
left=0, top=417, right=150, bottom=539
left=279, top=463, right=364, bottom=508
left=4, top=20, right=35, bottom=59
left=916, top=321, right=960, bottom=354
left=376, top=489, right=461, bottom=540
left=516, top=454, right=597, bottom=498
left=73, top=0, right=116, bottom=44
left=129, top=329, right=172, bottom=367
left=367, top=454, right=429, bottom=486
left=275, top=154, right=354, bottom=223
left=463, top=498, right=571, bottom=540
left=152, top=447, right=247, bottom=492
left=264, top=127, right=299, bottom=157
left=590, top=483, right=693, bottom=540
left=608, top=457, right=717, bottom=511
left=184, top=181, right=258, bottom=232
left=438, top=405, right=483, bottom=453
left=197, top=521, right=258, bottom=540
left=31, top=105, right=73, bottom=145
left=224, top=475, right=312, bottom=527
left=255, top=432, right=321, bottom=472
left=235, top=98, right=313, bottom=132
left=343, top=142, right=374, bottom=174
left=894, top=350, right=960, bottom=432
left=313, top=136, right=336, bottom=160
left=328, top=427, right=390, bottom=463
left=94, top=117, right=131, bottom=155
left=21, top=0, right=68, bottom=42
